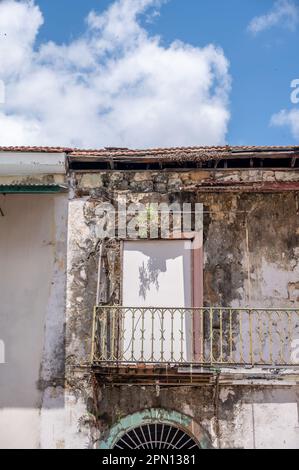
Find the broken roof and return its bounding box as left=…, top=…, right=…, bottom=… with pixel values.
left=0, top=145, right=298, bottom=163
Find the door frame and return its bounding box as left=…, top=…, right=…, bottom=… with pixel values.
left=120, top=232, right=203, bottom=363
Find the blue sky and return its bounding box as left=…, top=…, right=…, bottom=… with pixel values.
left=0, top=0, right=298, bottom=148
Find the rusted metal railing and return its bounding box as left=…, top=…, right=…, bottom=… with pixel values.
left=91, top=307, right=299, bottom=367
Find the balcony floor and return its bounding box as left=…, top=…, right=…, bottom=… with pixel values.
left=92, top=363, right=217, bottom=385
left=91, top=362, right=299, bottom=386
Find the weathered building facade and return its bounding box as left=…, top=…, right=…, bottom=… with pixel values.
left=1, top=146, right=299, bottom=449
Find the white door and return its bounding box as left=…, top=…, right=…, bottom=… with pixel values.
left=122, top=240, right=193, bottom=363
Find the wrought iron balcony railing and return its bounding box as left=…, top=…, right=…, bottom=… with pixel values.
left=91, top=307, right=299, bottom=367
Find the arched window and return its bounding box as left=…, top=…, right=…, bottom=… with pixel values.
left=113, top=422, right=199, bottom=450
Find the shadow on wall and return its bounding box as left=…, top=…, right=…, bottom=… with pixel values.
left=139, top=258, right=163, bottom=299
left=124, top=239, right=192, bottom=305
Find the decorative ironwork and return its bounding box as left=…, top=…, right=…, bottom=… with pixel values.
left=91, top=307, right=299, bottom=367
left=113, top=423, right=199, bottom=450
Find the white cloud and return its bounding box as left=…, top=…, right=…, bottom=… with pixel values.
left=0, top=0, right=231, bottom=148
left=248, top=0, right=299, bottom=35
left=0, top=0, right=43, bottom=75
left=271, top=109, right=299, bottom=139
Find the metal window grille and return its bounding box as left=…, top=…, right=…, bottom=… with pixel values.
left=113, top=423, right=199, bottom=450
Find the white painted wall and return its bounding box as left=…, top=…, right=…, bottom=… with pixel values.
left=122, top=240, right=192, bottom=362
left=122, top=240, right=192, bottom=309
left=219, top=387, right=299, bottom=449
left=0, top=152, right=66, bottom=175
left=0, top=194, right=68, bottom=449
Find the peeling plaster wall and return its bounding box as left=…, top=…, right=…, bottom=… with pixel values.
left=65, top=169, right=299, bottom=449
left=4, top=169, right=298, bottom=448
left=69, top=170, right=299, bottom=311
left=94, top=385, right=299, bottom=449
left=0, top=194, right=67, bottom=449
left=218, top=386, right=299, bottom=449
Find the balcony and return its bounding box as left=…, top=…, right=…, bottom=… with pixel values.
left=91, top=307, right=299, bottom=384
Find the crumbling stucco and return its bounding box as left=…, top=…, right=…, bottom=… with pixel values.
left=63, top=169, right=299, bottom=449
